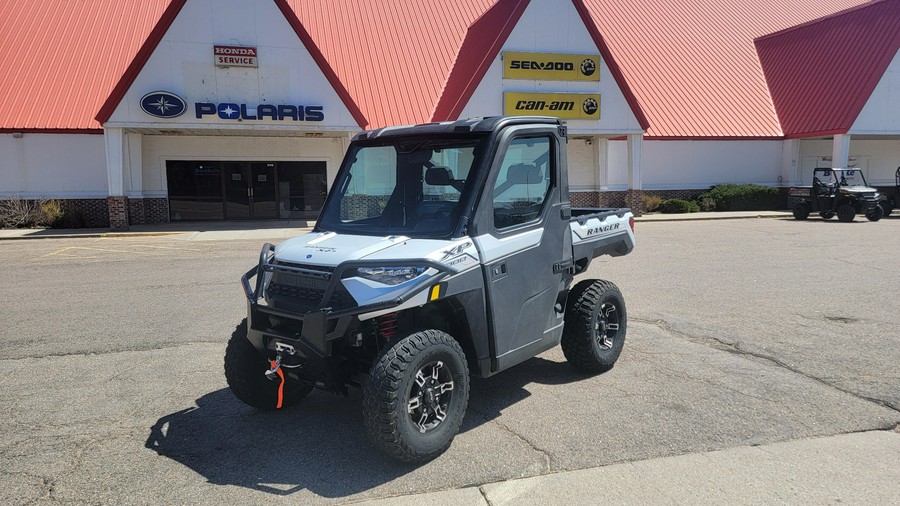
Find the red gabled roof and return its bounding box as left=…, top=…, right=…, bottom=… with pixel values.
left=430, top=0, right=650, bottom=132
left=579, top=0, right=868, bottom=138
left=0, top=0, right=171, bottom=132
left=96, top=0, right=366, bottom=128
left=431, top=0, right=530, bottom=122
left=293, top=0, right=496, bottom=130
left=755, top=0, right=900, bottom=138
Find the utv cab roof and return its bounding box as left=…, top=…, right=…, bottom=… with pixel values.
left=352, top=116, right=563, bottom=141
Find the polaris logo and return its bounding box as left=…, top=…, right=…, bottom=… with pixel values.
left=195, top=103, right=324, bottom=122
left=140, top=91, right=187, bottom=119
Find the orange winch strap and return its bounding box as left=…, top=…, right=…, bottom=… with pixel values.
left=269, top=359, right=285, bottom=409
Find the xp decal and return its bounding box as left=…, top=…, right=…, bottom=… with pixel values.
left=140, top=91, right=187, bottom=119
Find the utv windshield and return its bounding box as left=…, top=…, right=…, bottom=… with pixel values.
left=836, top=169, right=868, bottom=187
left=317, top=137, right=484, bottom=237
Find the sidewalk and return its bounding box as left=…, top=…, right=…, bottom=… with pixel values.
left=0, top=211, right=792, bottom=241
left=369, top=430, right=900, bottom=506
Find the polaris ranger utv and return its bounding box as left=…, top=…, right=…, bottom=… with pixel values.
left=225, top=116, right=635, bottom=463
left=790, top=167, right=885, bottom=222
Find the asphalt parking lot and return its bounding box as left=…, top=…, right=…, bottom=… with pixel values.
left=1, top=217, right=898, bottom=504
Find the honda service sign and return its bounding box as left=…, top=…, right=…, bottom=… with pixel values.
left=214, top=45, right=257, bottom=68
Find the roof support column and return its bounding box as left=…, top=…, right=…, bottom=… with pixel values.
left=626, top=133, right=644, bottom=215
left=832, top=134, right=851, bottom=168
left=781, top=139, right=801, bottom=186
left=104, top=127, right=129, bottom=229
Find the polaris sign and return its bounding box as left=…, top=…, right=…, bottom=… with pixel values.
left=140, top=91, right=187, bottom=118
left=195, top=103, right=324, bottom=122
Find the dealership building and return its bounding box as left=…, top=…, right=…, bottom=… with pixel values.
left=1, top=0, right=899, bottom=228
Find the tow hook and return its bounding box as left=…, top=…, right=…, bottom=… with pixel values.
left=265, top=342, right=296, bottom=381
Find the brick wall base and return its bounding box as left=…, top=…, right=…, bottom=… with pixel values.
left=128, top=198, right=169, bottom=225
left=107, top=196, right=129, bottom=229
left=58, top=199, right=110, bottom=228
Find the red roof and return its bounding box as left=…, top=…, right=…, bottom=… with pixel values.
left=0, top=0, right=891, bottom=137
left=293, top=0, right=496, bottom=130
left=755, top=0, right=900, bottom=138
left=96, top=0, right=366, bottom=128
left=0, top=0, right=171, bottom=132
left=580, top=0, right=869, bottom=138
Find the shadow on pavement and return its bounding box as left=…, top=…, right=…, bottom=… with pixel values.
left=144, top=356, right=588, bottom=498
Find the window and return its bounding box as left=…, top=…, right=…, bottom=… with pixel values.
left=318, top=137, right=482, bottom=237
left=492, top=137, right=552, bottom=229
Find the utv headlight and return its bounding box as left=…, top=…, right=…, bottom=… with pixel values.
left=356, top=266, right=426, bottom=285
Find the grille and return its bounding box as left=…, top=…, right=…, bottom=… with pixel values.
left=266, top=264, right=355, bottom=310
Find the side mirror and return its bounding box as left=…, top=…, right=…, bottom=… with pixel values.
left=506, top=164, right=542, bottom=184
left=425, top=166, right=453, bottom=186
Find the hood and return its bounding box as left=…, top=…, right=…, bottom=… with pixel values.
left=839, top=186, right=878, bottom=193
left=274, top=232, right=411, bottom=266
left=272, top=232, right=480, bottom=272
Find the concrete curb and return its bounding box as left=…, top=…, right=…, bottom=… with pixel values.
left=0, top=231, right=188, bottom=241
left=1, top=213, right=794, bottom=240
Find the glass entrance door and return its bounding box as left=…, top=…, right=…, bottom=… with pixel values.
left=223, top=162, right=251, bottom=219
left=167, top=160, right=327, bottom=221
left=250, top=163, right=277, bottom=219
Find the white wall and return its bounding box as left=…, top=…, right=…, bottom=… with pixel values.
left=798, top=139, right=900, bottom=186
left=851, top=49, right=900, bottom=135
left=0, top=134, right=107, bottom=198
left=106, top=0, right=359, bottom=131
left=458, top=0, right=642, bottom=135
left=139, top=135, right=346, bottom=197
left=567, top=138, right=600, bottom=190
left=612, top=140, right=785, bottom=190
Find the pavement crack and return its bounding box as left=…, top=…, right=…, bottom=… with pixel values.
left=468, top=406, right=553, bottom=472
left=478, top=485, right=495, bottom=506
left=1, top=340, right=222, bottom=361
left=632, top=317, right=900, bottom=415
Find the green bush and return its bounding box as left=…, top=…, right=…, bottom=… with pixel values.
left=642, top=194, right=663, bottom=212
left=698, top=184, right=780, bottom=211
left=0, top=196, right=63, bottom=228
left=51, top=208, right=88, bottom=229
left=658, top=198, right=700, bottom=213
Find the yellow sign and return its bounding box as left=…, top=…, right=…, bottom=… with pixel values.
left=503, top=52, right=600, bottom=81
left=504, top=92, right=601, bottom=119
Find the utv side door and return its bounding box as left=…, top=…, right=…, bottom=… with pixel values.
left=471, top=127, right=571, bottom=373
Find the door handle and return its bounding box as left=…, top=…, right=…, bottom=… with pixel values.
left=490, top=261, right=507, bottom=280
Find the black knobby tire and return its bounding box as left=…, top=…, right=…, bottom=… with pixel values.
left=882, top=203, right=892, bottom=217
left=792, top=204, right=810, bottom=220
left=837, top=203, right=855, bottom=222
left=865, top=205, right=883, bottom=222
left=362, top=329, right=470, bottom=464
left=819, top=212, right=834, bottom=220
left=561, top=279, right=627, bottom=373
left=224, top=319, right=312, bottom=410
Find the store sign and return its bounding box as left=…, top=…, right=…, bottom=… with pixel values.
left=504, top=92, right=600, bottom=119
left=194, top=102, right=324, bottom=122
left=503, top=52, right=600, bottom=81
left=140, top=91, right=187, bottom=118
left=214, top=45, right=258, bottom=67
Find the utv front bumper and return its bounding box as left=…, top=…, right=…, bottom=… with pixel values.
left=241, top=243, right=450, bottom=361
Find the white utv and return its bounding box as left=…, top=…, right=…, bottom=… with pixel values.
left=225, top=117, right=636, bottom=463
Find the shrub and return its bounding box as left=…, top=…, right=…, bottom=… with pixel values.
left=642, top=194, right=663, bottom=212
left=697, top=196, right=717, bottom=212
left=51, top=208, right=88, bottom=229
left=0, top=196, right=52, bottom=228
left=658, top=198, right=699, bottom=213
left=40, top=200, right=63, bottom=225
left=698, top=184, right=780, bottom=211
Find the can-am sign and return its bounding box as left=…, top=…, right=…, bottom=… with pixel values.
left=214, top=45, right=257, bottom=67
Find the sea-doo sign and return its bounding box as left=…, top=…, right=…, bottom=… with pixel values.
left=139, top=91, right=187, bottom=118
left=214, top=45, right=258, bottom=67
left=503, top=52, right=600, bottom=81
